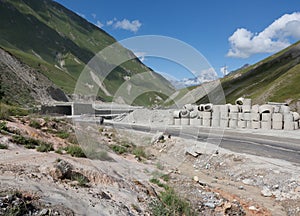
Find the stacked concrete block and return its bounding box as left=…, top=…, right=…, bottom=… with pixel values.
left=250, top=104, right=260, bottom=129
left=189, top=110, right=201, bottom=126
left=180, top=110, right=190, bottom=125
left=229, top=105, right=239, bottom=129
left=219, top=104, right=229, bottom=128
left=173, top=110, right=181, bottom=125
left=261, top=113, right=272, bottom=130
left=272, top=113, right=283, bottom=130
left=202, top=111, right=212, bottom=127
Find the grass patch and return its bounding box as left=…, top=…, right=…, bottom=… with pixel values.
left=0, top=103, right=29, bottom=120
left=56, top=131, right=70, bottom=139
left=64, top=145, right=86, bottom=158
left=71, top=172, right=89, bottom=187
left=0, top=121, right=8, bottom=132
left=29, top=119, right=41, bottom=129
left=11, top=135, right=40, bottom=149
left=0, top=143, right=8, bottom=149
left=110, top=145, right=127, bottom=154
left=36, top=142, right=54, bottom=152
left=132, top=146, right=147, bottom=159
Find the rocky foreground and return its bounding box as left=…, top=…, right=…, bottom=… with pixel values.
left=0, top=116, right=299, bottom=215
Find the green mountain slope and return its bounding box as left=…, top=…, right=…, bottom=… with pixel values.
left=0, top=0, right=174, bottom=106
left=194, top=41, right=300, bottom=107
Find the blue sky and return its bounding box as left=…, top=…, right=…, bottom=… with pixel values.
left=55, top=0, right=300, bottom=82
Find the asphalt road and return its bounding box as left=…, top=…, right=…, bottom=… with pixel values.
left=104, top=121, right=300, bottom=164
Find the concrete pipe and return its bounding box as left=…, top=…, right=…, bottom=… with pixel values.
left=189, top=110, right=198, bottom=118
left=272, top=113, right=283, bottom=122
left=251, top=113, right=260, bottom=121
left=280, top=105, right=290, bottom=114
left=284, top=113, right=293, bottom=122
left=272, top=121, right=283, bottom=130
left=235, top=97, right=244, bottom=105
left=261, top=121, right=272, bottom=130
left=238, top=120, right=247, bottom=128
left=211, top=119, right=220, bottom=127
left=284, top=121, right=294, bottom=130
left=220, top=119, right=229, bottom=128
left=251, top=104, right=260, bottom=113
left=183, top=104, right=194, bottom=111
left=261, top=113, right=272, bottom=122
left=203, top=103, right=213, bottom=112
left=198, top=104, right=205, bottom=112
left=229, top=105, right=239, bottom=113
left=202, top=118, right=211, bottom=127
left=173, top=110, right=181, bottom=118
left=292, top=112, right=300, bottom=121
left=180, top=110, right=190, bottom=118
left=174, top=118, right=181, bottom=125
left=229, top=112, right=239, bottom=120
left=181, top=118, right=190, bottom=125
left=190, top=118, right=201, bottom=126
left=251, top=121, right=261, bottom=129
left=229, top=119, right=238, bottom=128
left=202, top=111, right=212, bottom=119
left=259, top=105, right=274, bottom=114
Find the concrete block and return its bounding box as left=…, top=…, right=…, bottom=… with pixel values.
left=212, top=105, right=221, bottom=113
left=238, top=120, right=247, bottom=128
left=242, top=105, right=251, bottom=113
left=190, top=118, right=201, bottom=126
left=251, top=113, right=260, bottom=121
left=284, top=121, right=294, bottom=130
left=211, top=119, right=220, bottom=127
left=244, top=113, right=251, bottom=121
left=181, top=118, right=190, bottom=125
left=220, top=119, right=229, bottom=128
left=272, top=113, right=283, bottom=122
left=229, top=112, right=238, bottom=120
left=229, top=119, right=238, bottom=128
left=261, top=113, right=272, bottom=122
left=174, top=118, right=181, bottom=125
left=238, top=113, right=244, bottom=120
left=280, top=105, right=290, bottom=114
left=246, top=121, right=252, bottom=129
left=251, top=121, right=261, bottom=129
left=272, top=121, right=283, bottom=130
left=251, top=104, right=259, bottom=113
left=259, top=105, right=274, bottom=114
left=212, top=112, right=220, bottom=120
left=220, top=104, right=230, bottom=113
left=229, top=105, right=240, bottom=113
left=294, top=122, right=299, bottom=130
left=284, top=113, right=293, bottom=122
left=202, top=111, right=212, bottom=119
left=173, top=110, right=181, bottom=118
left=273, top=106, right=280, bottom=113
left=220, top=112, right=229, bottom=119
left=202, top=118, right=211, bottom=127
left=261, top=121, right=272, bottom=130
left=198, top=111, right=203, bottom=119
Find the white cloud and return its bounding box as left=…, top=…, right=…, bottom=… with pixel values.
left=106, top=18, right=117, bottom=26
left=227, top=12, right=300, bottom=58
left=113, top=19, right=142, bottom=33
left=96, top=20, right=104, bottom=28
left=220, top=66, right=228, bottom=76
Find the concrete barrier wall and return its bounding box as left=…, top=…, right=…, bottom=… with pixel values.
left=172, top=99, right=300, bottom=131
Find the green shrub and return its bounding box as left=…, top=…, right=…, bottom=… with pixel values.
left=0, top=103, right=29, bottom=120
left=36, top=142, right=54, bottom=152
left=71, top=172, right=89, bottom=187
left=56, top=131, right=70, bottom=139
left=64, top=145, right=86, bottom=158
left=0, top=143, right=8, bottom=149
left=111, top=145, right=127, bottom=154
left=55, top=147, right=64, bottom=154
left=11, top=135, right=40, bottom=149
left=132, top=146, right=147, bottom=159
left=0, top=121, right=8, bottom=131
left=29, top=119, right=41, bottom=129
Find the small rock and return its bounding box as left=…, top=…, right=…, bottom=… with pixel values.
left=193, top=176, right=199, bottom=182
left=294, top=186, right=300, bottom=193
left=272, top=184, right=279, bottom=190
left=248, top=206, right=258, bottom=211
left=261, top=187, right=272, bottom=197
left=151, top=132, right=164, bottom=144
left=39, top=209, right=49, bottom=216
left=242, top=178, right=254, bottom=185
left=223, top=202, right=232, bottom=210
left=238, top=186, right=244, bottom=190
left=204, top=202, right=215, bottom=209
